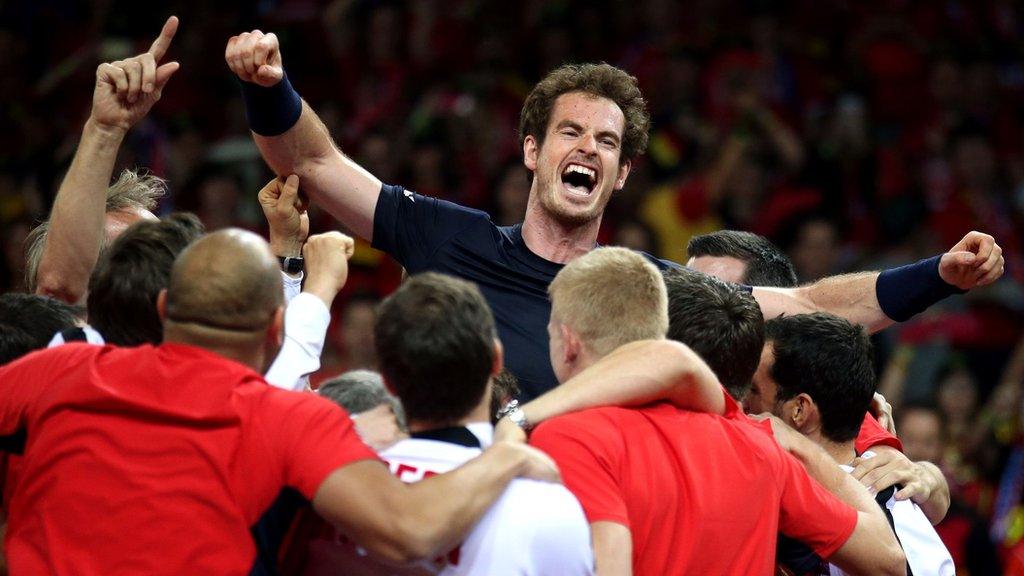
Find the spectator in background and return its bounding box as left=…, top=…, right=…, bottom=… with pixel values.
left=315, top=293, right=380, bottom=387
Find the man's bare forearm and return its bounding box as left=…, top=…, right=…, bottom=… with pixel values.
left=315, top=442, right=538, bottom=563
left=521, top=339, right=725, bottom=426
left=253, top=101, right=381, bottom=241
left=752, top=272, right=894, bottom=334
left=35, top=119, right=125, bottom=303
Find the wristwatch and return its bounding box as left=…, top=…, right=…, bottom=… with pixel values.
left=496, top=399, right=532, bottom=433
left=277, top=256, right=304, bottom=274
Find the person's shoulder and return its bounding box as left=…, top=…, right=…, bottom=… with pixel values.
left=381, top=183, right=494, bottom=222
left=498, top=478, right=589, bottom=535
left=635, top=250, right=681, bottom=271
left=536, top=406, right=631, bottom=432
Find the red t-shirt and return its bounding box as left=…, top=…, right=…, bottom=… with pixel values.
left=0, top=342, right=377, bottom=575
left=855, top=413, right=903, bottom=454
left=531, top=396, right=857, bottom=575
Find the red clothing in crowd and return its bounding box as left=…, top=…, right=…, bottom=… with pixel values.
left=530, top=394, right=857, bottom=576
left=0, top=342, right=377, bottom=575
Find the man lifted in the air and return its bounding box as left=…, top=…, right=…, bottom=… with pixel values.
left=225, top=30, right=1004, bottom=400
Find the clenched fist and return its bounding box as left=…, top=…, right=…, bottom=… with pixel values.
left=939, top=231, right=1004, bottom=289
left=225, top=30, right=284, bottom=87
left=302, top=231, right=356, bottom=308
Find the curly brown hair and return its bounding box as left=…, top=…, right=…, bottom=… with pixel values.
left=519, top=63, right=651, bottom=164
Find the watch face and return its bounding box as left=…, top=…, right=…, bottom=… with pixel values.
left=279, top=257, right=304, bottom=274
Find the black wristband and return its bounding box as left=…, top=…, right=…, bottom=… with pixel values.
left=876, top=255, right=965, bottom=322
left=277, top=256, right=304, bottom=274
left=239, top=73, right=302, bottom=136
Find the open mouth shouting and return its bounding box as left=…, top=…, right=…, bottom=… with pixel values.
left=560, top=162, right=599, bottom=197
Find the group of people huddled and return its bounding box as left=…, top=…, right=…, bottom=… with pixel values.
left=0, top=16, right=1010, bottom=575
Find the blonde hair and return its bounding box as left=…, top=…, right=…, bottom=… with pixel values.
left=548, top=247, right=668, bottom=357
left=24, top=168, right=166, bottom=292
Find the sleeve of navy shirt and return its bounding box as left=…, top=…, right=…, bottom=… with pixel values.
left=372, top=184, right=485, bottom=272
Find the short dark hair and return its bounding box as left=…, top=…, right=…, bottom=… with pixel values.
left=0, top=293, right=79, bottom=364
left=687, top=230, right=798, bottom=287
left=663, top=268, right=764, bottom=399
left=519, top=63, right=650, bottom=163
left=489, top=370, right=521, bottom=425
left=87, top=213, right=204, bottom=346
left=375, top=272, right=496, bottom=425
left=765, top=313, right=875, bottom=443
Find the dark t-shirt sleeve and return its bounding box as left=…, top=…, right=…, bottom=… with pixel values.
left=372, top=184, right=489, bottom=272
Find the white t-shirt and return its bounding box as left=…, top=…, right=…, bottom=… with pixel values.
left=303, top=422, right=594, bottom=576
left=830, top=451, right=955, bottom=576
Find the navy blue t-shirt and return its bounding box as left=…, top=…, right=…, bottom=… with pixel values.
left=372, top=184, right=678, bottom=401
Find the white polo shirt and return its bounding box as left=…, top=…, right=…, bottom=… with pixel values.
left=303, top=422, right=594, bottom=576
left=830, top=451, right=955, bottom=576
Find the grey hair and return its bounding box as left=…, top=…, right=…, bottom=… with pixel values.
left=24, top=168, right=167, bottom=292
left=318, top=369, right=407, bottom=429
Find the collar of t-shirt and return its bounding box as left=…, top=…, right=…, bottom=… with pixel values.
left=502, top=223, right=574, bottom=277
left=409, top=421, right=493, bottom=449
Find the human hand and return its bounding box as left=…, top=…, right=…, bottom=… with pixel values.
left=851, top=447, right=933, bottom=502
left=302, top=231, right=355, bottom=307
left=869, top=393, right=896, bottom=435
left=225, top=29, right=284, bottom=87
left=259, top=174, right=309, bottom=258
left=91, top=16, right=180, bottom=133
left=351, top=404, right=407, bottom=452
left=939, top=231, right=1004, bottom=289
left=492, top=441, right=561, bottom=484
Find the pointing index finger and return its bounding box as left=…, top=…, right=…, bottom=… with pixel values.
left=148, top=15, right=179, bottom=62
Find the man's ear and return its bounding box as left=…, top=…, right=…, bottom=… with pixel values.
left=787, top=393, right=818, bottom=432
left=614, top=158, right=632, bottom=190
left=524, top=135, right=539, bottom=172
left=561, top=323, right=581, bottom=366
left=491, top=338, right=504, bottom=378
left=156, top=289, right=168, bottom=323
left=267, top=306, right=285, bottom=348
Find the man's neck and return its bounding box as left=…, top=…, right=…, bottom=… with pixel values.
left=163, top=326, right=267, bottom=373
left=812, top=432, right=857, bottom=468
left=407, top=402, right=491, bottom=434
left=521, top=205, right=602, bottom=265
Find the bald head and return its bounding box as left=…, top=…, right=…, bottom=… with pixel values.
left=165, top=229, right=282, bottom=332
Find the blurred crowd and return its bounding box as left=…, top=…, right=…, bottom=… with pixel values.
left=2, top=0, right=1024, bottom=570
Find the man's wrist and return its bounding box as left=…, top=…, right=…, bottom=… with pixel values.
left=239, top=72, right=302, bottom=136
left=876, top=255, right=965, bottom=322
left=270, top=237, right=304, bottom=258
left=83, top=117, right=128, bottom=145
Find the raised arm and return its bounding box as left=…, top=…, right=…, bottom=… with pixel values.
left=35, top=17, right=179, bottom=303
left=225, top=30, right=381, bottom=241
left=495, top=339, right=725, bottom=442
left=312, top=441, right=559, bottom=563
left=752, top=231, right=1004, bottom=333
